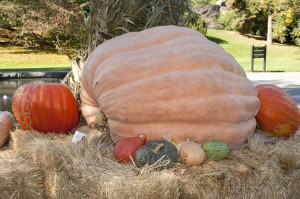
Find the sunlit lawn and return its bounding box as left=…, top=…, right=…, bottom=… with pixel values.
left=1, top=29, right=300, bottom=72
left=206, top=29, right=300, bottom=72
left=0, top=41, right=72, bottom=71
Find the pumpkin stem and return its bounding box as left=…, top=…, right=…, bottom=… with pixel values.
left=154, top=143, right=164, bottom=153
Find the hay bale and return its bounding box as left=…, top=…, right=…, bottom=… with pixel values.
left=99, top=165, right=180, bottom=199
left=287, top=170, right=300, bottom=199
left=179, top=147, right=287, bottom=199
left=0, top=150, right=45, bottom=199
left=8, top=128, right=300, bottom=199
left=11, top=129, right=94, bottom=198
left=11, top=129, right=180, bottom=199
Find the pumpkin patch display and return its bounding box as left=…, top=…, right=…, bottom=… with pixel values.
left=12, top=83, right=79, bottom=134
left=113, top=134, right=146, bottom=163
left=134, top=140, right=178, bottom=167
left=0, top=111, right=14, bottom=147
left=256, top=84, right=300, bottom=137
left=80, top=25, right=260, bottom=147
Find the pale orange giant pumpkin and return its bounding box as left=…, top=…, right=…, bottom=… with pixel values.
left=80, top=25, right=260, bottom=146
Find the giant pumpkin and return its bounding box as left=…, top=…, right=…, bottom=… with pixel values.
left=256, top=84, right=300, bottom=137
left=12, top=83, right=79, bottom=133
left=80, top=25, right=260, bottom=146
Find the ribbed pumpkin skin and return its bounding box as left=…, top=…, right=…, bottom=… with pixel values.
left=0, top=111, right=14, bottom=147
left=256, top=84, right=300, bottom=137
left=80, top=25, right=260, bottom=146
left=12, top=83, right=79, bottom=133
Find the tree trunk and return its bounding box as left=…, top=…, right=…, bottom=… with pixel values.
left=267, top=15, right=272, bottom=45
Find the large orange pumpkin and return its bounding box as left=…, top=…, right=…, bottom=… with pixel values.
left=12, top=83, right=79, bottom=133
left=80, top=25, right=260, bottom=146
left=256, top=84, right=300, bottom=137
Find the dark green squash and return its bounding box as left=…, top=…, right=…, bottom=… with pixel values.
left=134, top=140, right=178, bottom=167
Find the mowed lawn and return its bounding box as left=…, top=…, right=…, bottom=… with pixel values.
left=206, top=29, right=300, bottom=72
left=0, top=29, right=300, bottom=72
left=0, top=40, right=72, bottom=71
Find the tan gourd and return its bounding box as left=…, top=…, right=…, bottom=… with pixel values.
left=80, top=25, right=260, bottom=146
left=179, top=141, right=205, bottom=166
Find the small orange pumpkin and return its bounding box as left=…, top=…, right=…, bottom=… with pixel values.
left=256, top=84, right=300, bottom=137
left=12, top=83, right=79, bottom=134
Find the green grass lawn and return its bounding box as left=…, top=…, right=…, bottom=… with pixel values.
left=1, top=29, right=300, bottom=72
left=0, top=42, right=72, bottom=71
left=206, top=29, right=300, bottom=72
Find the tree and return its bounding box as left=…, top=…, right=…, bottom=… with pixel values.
left=265, top=0, right=299, bottom=45
left=0, top=0, right=85, bottom=49
left=223, top=0, right=300, bottom=46
left=267, top=14, right=273, bottom=44
left=248, top=0, right=275, bottom=44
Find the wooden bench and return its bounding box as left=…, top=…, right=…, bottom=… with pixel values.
left=251, top=45, right=267, bottom=72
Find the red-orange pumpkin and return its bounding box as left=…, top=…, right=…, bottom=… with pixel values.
left=12, top=83, right=79, bottom=133
left=80, top=25, right=260, bottom=146
left=256, top=84, right=300, bottom=137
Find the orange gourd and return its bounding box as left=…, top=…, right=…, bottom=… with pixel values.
left=80, top=25, right=260, bottom=146
left=256, top=84, right=300, bottom=137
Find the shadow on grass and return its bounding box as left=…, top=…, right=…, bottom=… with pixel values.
left=242, top=34, right=266, bottom=41
left=0, top=48, right=71, bottom=55
left=206, top=36, right=228, bottom=44
left=0, top=41, right=75, bottom=56
left=0, top=67, right=71, bottom=72
left=252, top=70, right=285, bottom=72
left=11, top=49, right=58, bottom=55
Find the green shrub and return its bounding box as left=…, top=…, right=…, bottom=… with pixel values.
left=273, top=15, right=289, bottom=43
left=0, top=3, right=23, bottom=31
left=272, top=10, right=300, bottom=46
left=183, top=11, right=207, bottom=34
left=218, top=7, right=268, bottom=37
left=218, top=10, right=237, bottom=30
left=190, top=0, right=218, bottom=6
left=230, top=13, right=248, bottom=33
left=43, top=29, right=81, bottom=48
left=291, top=24, right=300, bottom=46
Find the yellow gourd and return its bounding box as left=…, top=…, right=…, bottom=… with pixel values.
left=179, top=141, right=205, bottom=166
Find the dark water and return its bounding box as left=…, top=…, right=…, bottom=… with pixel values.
left=0, top=78, right=61, bottom=113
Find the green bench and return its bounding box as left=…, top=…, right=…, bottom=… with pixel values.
left=251, top=45, right=267, bottom=72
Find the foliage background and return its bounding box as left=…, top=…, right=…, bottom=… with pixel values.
left=0, top=0, right=207, bottom=51
left=218, top=0, right=300, bottom=46
left=0, top=0, right=85, bottom=49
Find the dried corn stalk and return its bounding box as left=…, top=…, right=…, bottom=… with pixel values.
left=62, top=0, right=205, bottom=96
